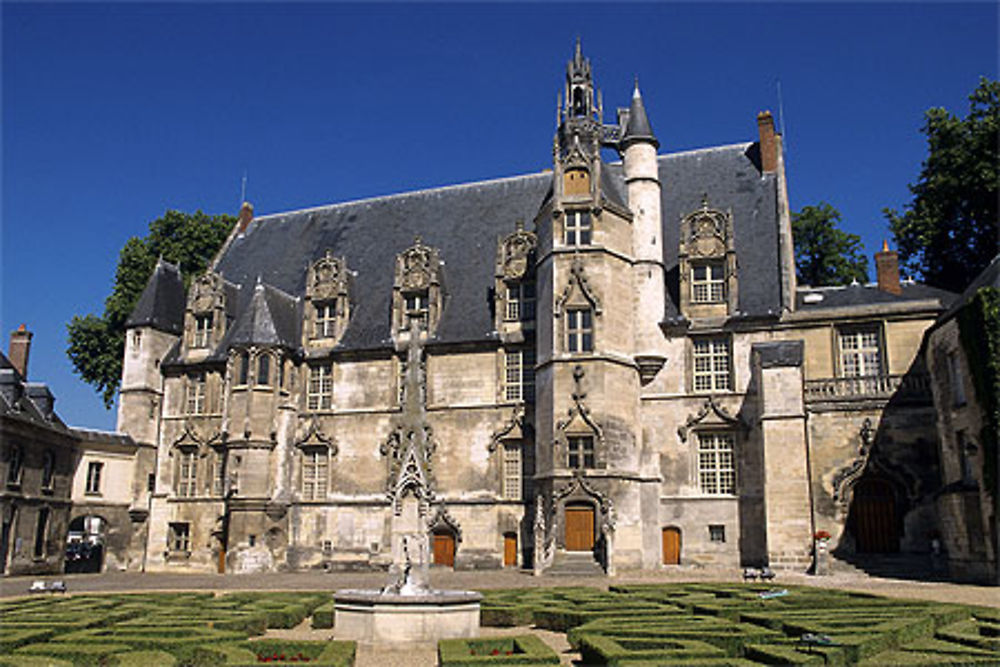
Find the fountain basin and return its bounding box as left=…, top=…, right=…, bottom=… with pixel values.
left=334, top=589, right=482, bottom=642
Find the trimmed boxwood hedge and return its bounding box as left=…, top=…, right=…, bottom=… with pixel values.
left=192, top=640, right=356, bottom=666
left=438, top=635, right=560, bottom=666
left=311, top=601, right=336, bottom=629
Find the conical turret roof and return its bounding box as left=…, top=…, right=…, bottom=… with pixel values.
left=621, top=80, right=658, bottom=149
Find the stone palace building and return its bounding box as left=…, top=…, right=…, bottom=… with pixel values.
left=103, top=44, right=976, bottom=577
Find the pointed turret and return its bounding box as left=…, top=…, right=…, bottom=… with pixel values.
left=125, top=258, right=185, bottom=335
left=621, top=80, right=658, bottom=149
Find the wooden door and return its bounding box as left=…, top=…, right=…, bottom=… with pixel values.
left=662, top=527, right=681, bottom=565
left=217, top=548, right=226, bottom=574
left=853, top=479, right=898, bottom=553
left=564, top=504, right=595, bottom=551
left=433, top=532, right=455, bottom=567
left=503, top=533, right=517, bottom=567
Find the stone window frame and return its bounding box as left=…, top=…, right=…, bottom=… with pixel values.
left=175, top=447, right=198, bottom=498
left=695, top=431, right=737, bottom=496
left=690, top=335, right=732, bottom=393
left=313, top=301, right=339, bottom=339
left=567, top=435, right=595, bottom=470
left=192, top=313, right=214, bottom=348
left=130, top=329, right=142, bottom=356
left=391, top=238, right=444, bottom=340
left=947, top=350, right=967, bottom=407
left=256, top=352, right=272, bottom=387
left=40, top=450, right=55, bottom=492
left=6, top=444, right=23, bottom=487
left=503, top=348, right=536, bottom=403
left=677, top=198, right=738, bottom=319
left=501, top=441, right=523, bottom=501
left=566, top=308, right=594, bottom=353
left=555, top=259, right=602, bottom=356
left=85, top=460, right=103, bottom=495
left=185, top=271, right=230, bottom=354
left=33, top=506, right=50, bottom=559
left=708, top=524, right=726, bottom=543
left=504, top=282, right=536, bottom=323
left=185, top=371, right=206, bottom=415
left=690, top=260, right=727, bottom=304
left=168, top=522, right=191, bottom=553
left=306, top=363, right=333, bottom=412
left=836, top=324, right=884, bottom=378
left=299, top=446, right=330, bottom=501
left=210, top=447, right=227, bottom=497
left=494, top=221, right=538, bottom=335
left=563, top=209, right=592, bottom=246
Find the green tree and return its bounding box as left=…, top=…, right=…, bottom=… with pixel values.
left=792, top=202, right=869, bottom=287
left=885, top=77, right=999, bottom=293
left=67, top=210, right=235, bottom=408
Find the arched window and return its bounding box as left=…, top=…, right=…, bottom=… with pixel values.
left=257, top=354, right=270, bottom=386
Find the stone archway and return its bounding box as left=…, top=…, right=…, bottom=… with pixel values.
left=66, top=514, right=106, bottom=573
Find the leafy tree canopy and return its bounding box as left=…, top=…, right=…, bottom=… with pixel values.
left=885, top=77, right=999, bottom=293
left=67, top=210, right=235, bottom=408
left=792, top=202, right=869, bottom=287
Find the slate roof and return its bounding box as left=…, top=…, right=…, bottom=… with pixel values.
left=621, top=84, right=657, bottom=148
left=795, top=282, right=955, bottom=311
left=209, top=143, right=785, bottom=351
left=0, top=352, right=69, bottom=433
left=125, top=258, right=186, bottom=334
left=937, top=253, right=1000, bottom=322
left=218, top=280, right=301, bottom=351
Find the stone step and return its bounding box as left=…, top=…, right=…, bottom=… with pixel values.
left=547, top=551, right=605, bottom=577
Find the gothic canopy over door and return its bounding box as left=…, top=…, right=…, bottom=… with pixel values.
left=564, top=503, right=595, bottom=551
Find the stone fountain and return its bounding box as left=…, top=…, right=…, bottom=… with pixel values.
left=333, top=313, right=481, bottom=642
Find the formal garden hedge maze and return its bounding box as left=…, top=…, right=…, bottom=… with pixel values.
left=2, top=585, right=997, bottom=666
left=469, top=584, right=1000, bottom=666
left=0, top=592, right=355, bottom=666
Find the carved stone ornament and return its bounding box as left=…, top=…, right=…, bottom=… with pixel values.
left=497, top=221, right=537, bottom=281
left=294, top=414, right=338, bottom=455
left=396, top=237, right=440, bottom=292
left=489, top=406, right=524, bottom=453
left=555, top=365, right=604, bottom=449
left=555, top=257, right=602, bottom=316
left=172, top=419, right=223, bottom=452
left=677, top=396, right=746, bottom=442
left=831, top=418, right=919, bottom=512
left=307, top=251, right=349, bottom=302
left=553, top=473, right=616, bottom=533
left=681, top=196, right=731, bottom=258
left=190, top=271, right=225, bottom=313
left=426, top=504, right=462, bottom=543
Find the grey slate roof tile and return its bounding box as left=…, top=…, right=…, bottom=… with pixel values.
left=796, top=282, right=955, bottom=310
left=125, top=259, right=186, bottom=334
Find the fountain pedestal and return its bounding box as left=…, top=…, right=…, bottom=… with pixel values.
left=333, top=589, right=482, bottom=642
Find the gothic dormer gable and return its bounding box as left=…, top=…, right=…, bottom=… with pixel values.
left=392, top=237, right=444, bottom=340
left=184, top=270, right=232, bottom=353
left=555, top=258, right=602, bottom=317
left=496, top=222, right=537, bottom=335
left=304, top=251, right=351, bottom=346
left=678, top=196, right=739, bottom=319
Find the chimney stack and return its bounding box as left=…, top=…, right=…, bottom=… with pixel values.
left=237, top=201, right=254, bottom=235
left=8, top=324, right=32, bottom=379
left=757, top=110, right=778, bottom=173
left=875, top=240, right=902, bottom=295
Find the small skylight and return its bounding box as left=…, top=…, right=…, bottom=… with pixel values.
left=803, top=293, right=824, bottom=304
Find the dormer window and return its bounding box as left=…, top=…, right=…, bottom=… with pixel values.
left=193, top=314, right=213, bottom=348
left=564, top=210, right=592, bottom=246
left=505, top=283, right=535, bottom=322
left=691, top=261, right=726, bottom=303
left=313, top=302, right=337, bottom=339
left=404, top=292, right=428, bottom=330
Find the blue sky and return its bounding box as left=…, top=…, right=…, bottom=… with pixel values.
left=3, top=2, right=997, bottom=431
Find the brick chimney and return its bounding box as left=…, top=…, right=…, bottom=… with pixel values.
left=8, top=324, right=32, bottom=379
left=237, top=201, right=254, bottom=234
left=875, top=240, right=902, bottom=295
left=757, top=110, right=778, bottom=173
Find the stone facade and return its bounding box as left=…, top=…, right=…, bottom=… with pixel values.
left=112, top=45, right=964, bottom=577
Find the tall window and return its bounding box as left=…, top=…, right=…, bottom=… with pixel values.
left=567, top=436, right=595, bottom=469
left=839, top=327, right=882, bottom=377
left=314, top=301, right=338, bottom=339
left=212, top=450, right=226, bottom=497
left=698, top=433, right=735, bottom=495
left=168, top=522, right=190, bottom=552
left=237, top=351, right=250, bottom=386
left=504, top=349, right=536, bottom=402
left=501, top=442, right=522, bottom=500
left=85, top=461, right=103, bottom=495
left=186, top=372, right=206, bottom=415
left=948, top=351, right=967, bottom=407
left=564, top=210, right=592, bottom=246
left=691, top=262, right=726, bottom=303
left=301, top=448, right=329, bottom=500
left=257, top=354, right=271, bottom=386
left=404, top=292, right=428, bottom=329
left=131, top=329, right=142, bottom=356
left=176, top=449, right=197, bottom=498
left=693, top=337, right=731, bottom=392
left=307, top=364, right=333, bottom=411
left=41, top=451, right=55, bottom=491
left=567, top=308, right=593, bottom=353
left=33, top=508, right=50, bottom=558
left=193, top=314, right=213, bottom=348
left=6, top=445, right=23, bottom=486
left=505, top=283, right=536, bottom=322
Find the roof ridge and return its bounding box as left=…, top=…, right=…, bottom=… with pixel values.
left=252, top=171, right=552, bottom=222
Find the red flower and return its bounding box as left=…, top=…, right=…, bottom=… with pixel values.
left=491, top=648, right=500, bottom=655
left=814, top=530, right=832, bottom=540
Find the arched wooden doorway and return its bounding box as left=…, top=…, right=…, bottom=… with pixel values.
left=662, top=527, right=681, bottom=565
left=852, top=478, right=899, bottom=553
left=564, top=502, right=595, bottom=552
left=432, top=531, right=456, bottom=567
